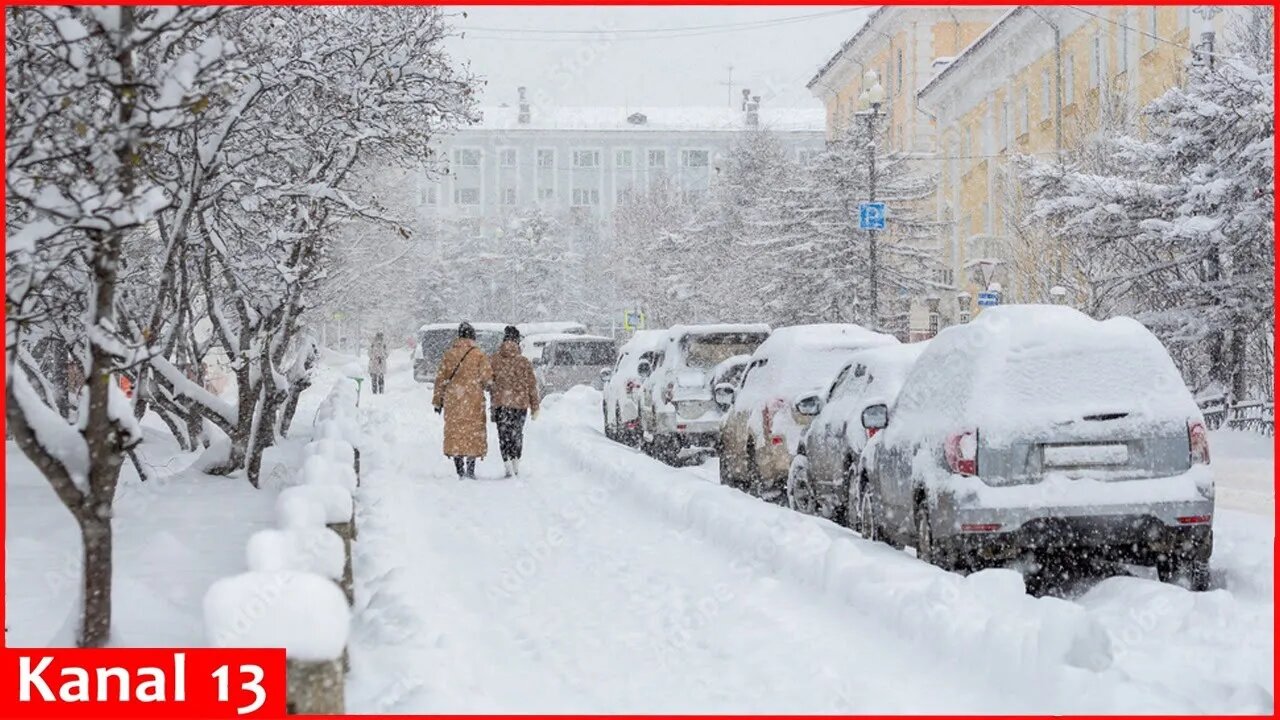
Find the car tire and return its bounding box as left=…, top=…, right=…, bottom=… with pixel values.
left=914, top=498, right=959, bottom=571
left=1157, top=553, right=1211, bottom=591
left=603, top=402, right=615, bottom=441
left=853, top=474, right=882, bottom=542
left=745, top=440, right=765, bottom=500
left=786, top=453, right=817, bottom=516
left=718, top=448, right=739, bottom=489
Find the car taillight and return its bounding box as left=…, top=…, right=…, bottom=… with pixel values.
left=866, top=427, right=879, bottom=439
left=1188, top=420, right=1210, bottom=464
left=761, top=397, right=785, bottom=438
left=662, top=383, right=674, bottom=404
left=944, top=430, right=978, bottom=476
left=626, top=379, right=640, bottom=392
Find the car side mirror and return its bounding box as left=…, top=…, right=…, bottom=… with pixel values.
left=637, top=360, right=651, bottom=377
left=599, top=368, right=613, bottom=383
left=794, top=392, right=823, bottom=417
left=713, top=382, right=736, bottom=407
left=861, top=403, right=889, bottom=430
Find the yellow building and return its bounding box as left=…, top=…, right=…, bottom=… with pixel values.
left=807, top=6, right=1007, bottom=337
left=916, top=6, right=1236, bottom=318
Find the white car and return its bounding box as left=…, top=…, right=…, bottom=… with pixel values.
left=717, top=324, right=898, bottom=502
left=602, top=330, right=667, bottom=446
left=786, top=342, right=929, bottom=522
left=638, top=324, right=770, bottom=464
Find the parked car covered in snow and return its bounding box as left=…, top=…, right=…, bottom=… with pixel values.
left=602, top=329, right=667, bottom=446
left=787, top=341, right=928, bottom=523
left=526, top=333, right=617, bottom=397
left=639, top=324, right=770, bottom=463
left=519, top=321, right=587, bottom=362
left=710, top=354, right=752, bottom=410
left=855, top=305, right=1215, bottom=590
left=717, top=324, right=898, bottom=502
left=413, top=322, right=507, bottom=383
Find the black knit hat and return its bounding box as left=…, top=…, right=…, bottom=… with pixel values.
left=458, top=321, right=475, bottom=340
left=504, top=325, right=521, bottom=342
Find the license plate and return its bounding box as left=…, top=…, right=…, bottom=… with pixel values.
left=1044, top=443, right=1129, bottom=467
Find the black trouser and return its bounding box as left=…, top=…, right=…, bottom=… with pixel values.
left=494, top=407, right=527, bottom=461
left=370, top=373, right=384, bottom=394
left=452, top=456, right=476, bottom=478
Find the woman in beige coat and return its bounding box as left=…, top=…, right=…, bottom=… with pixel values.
left=432, top=322, right=493, bottom=479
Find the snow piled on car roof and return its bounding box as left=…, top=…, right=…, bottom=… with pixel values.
left=895, top=304, right=1200, bottom=441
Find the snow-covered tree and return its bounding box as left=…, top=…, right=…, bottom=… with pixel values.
left=1023, top=8, right=1274, bottom=398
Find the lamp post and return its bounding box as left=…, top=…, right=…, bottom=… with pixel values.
left=925, top=295, right=941, bottom=338
left=857, top=70, right=887, bottom=329
left=956, top=292, right=972, bottom=324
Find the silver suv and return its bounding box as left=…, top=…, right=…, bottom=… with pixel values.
left=856, top=306, right=1214, bottom=590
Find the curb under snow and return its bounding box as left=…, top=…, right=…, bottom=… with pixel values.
left=542, top=388, right=1114, bottom=681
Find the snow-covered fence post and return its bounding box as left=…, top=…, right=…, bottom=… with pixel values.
left=203, top=571, right=350, bottom=714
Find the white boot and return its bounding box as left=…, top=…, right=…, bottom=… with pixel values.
left=503, top=460, right=514, bottom=478
left=512, top=458, right=521, bottom=476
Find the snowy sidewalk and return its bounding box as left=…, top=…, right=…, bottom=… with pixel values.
left=346, top=363, right=1035, bottom=713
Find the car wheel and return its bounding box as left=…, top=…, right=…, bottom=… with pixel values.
left=1157, top=553, right=1211, bottom=591
left=853, top=474, right=881, bottom=542
left=718, top=447, right=739, bottom=489
left=603, top=402, right=615, bottom=440
left=655, top=434, right=680, bottom=466
left=745, top=441, right=764, bottom=499
left=914, top=498, right=958, bottom=570
left=786, top=453, right=817, bottom=516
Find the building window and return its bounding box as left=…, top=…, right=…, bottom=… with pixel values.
left=572, top=188, right=600, bottom=206
left=647, top=149, right=666, bottom=168
left=536, top=149, right=555, bottom=168
left=681, top=189, right=705, bottom=204
left=538, top=187, right=554, bottom=201
left=1041, top=69, right=1052, bottom=119
left=499, top=148, right=517, bottom=167
left=454, top=188, right=479, bottom=205
left=797, top=149, right=815, bottom=165
left=1019, top=85, right=1030, bottom=135
left=615, top=186, right=631, bottom=204
left=681, top=149, right=709, bottom=168
left=424, top=185, right=438, bottom=205
left=1149, top=7, right=1159, bottom=45
left=615, top=149, right=633, bottom=168
left=573, top=150, right=600, bottom=168
left=454, top=149, right=481, bottom=167
left=928, top=313, right=939, bottom=336
left=1065, top=53, right=1076, bottom=104
left=500, top=187, right=516, bottom=205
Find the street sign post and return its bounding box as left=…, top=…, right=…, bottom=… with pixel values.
left=858, top=202, right=887, bottom=230
left=977, top=291, right=1001, bottom=307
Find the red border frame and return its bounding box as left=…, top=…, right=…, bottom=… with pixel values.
left=2, top=2, right=1277, bottom=718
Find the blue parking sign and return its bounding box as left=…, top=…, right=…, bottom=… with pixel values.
left=859, top=202, right=887, bottom=230
left=977, top=291, right=1000, bottom=307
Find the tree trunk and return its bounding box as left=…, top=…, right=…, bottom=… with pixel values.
left=1230, top=328, right=1249, bottom=401
left=77, top=515, right=113, bottom=648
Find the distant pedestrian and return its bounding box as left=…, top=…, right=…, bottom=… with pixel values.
left=368, top=331, right=388, bottom=395
left=489, top=325, right=540, bottom=477
left=432, top=322, right=493, bottom=479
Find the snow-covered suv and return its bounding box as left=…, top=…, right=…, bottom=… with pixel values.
left=639, top=324, right=770, bottom=464
left=856, top=305, right=1215, bottom=590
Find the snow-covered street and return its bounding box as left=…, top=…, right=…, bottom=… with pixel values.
left=342, top=353, right=1274, bottom=713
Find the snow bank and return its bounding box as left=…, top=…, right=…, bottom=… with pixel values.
left=546, top=387, right=1114, bottom=679
left=300, top=454, right=357, bottom=492
left=203, top=570, right=350, bottom=660
left=246, top=527, right=345, bottom=581
left=277, top=484, right=352, bottom=526
left=305, top=438, right=356, bottom=466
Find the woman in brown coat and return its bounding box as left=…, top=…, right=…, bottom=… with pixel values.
left=432, top=322, right=493, bottom=479
left=489, top=325, right=540, bottom=477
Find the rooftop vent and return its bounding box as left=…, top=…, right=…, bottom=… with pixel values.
left=517, top=86, right=530, bottom=124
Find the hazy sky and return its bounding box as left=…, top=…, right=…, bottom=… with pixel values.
left=443, top=5, right=874, bottom=110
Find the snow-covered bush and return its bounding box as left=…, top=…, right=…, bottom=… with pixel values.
left=203, top=571, right=350, bottom=661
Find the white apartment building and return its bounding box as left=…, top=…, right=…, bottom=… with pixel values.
left=421, top=88, right=826, bottom=227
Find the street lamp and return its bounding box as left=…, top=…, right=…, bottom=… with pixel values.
left=1049, top=285, right=1067, bottom=305
left=857, top=70, right=887, bottom=329
left=925, top=295, right=941, bottom=338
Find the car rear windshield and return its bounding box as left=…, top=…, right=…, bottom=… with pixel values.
left=420, top=328, right=504, bottom=363
left=553, top=341, right=615, bottom=366
left=998, top=347, right=1185, bottom=417
left=681, top=333, right=767, bottom=369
